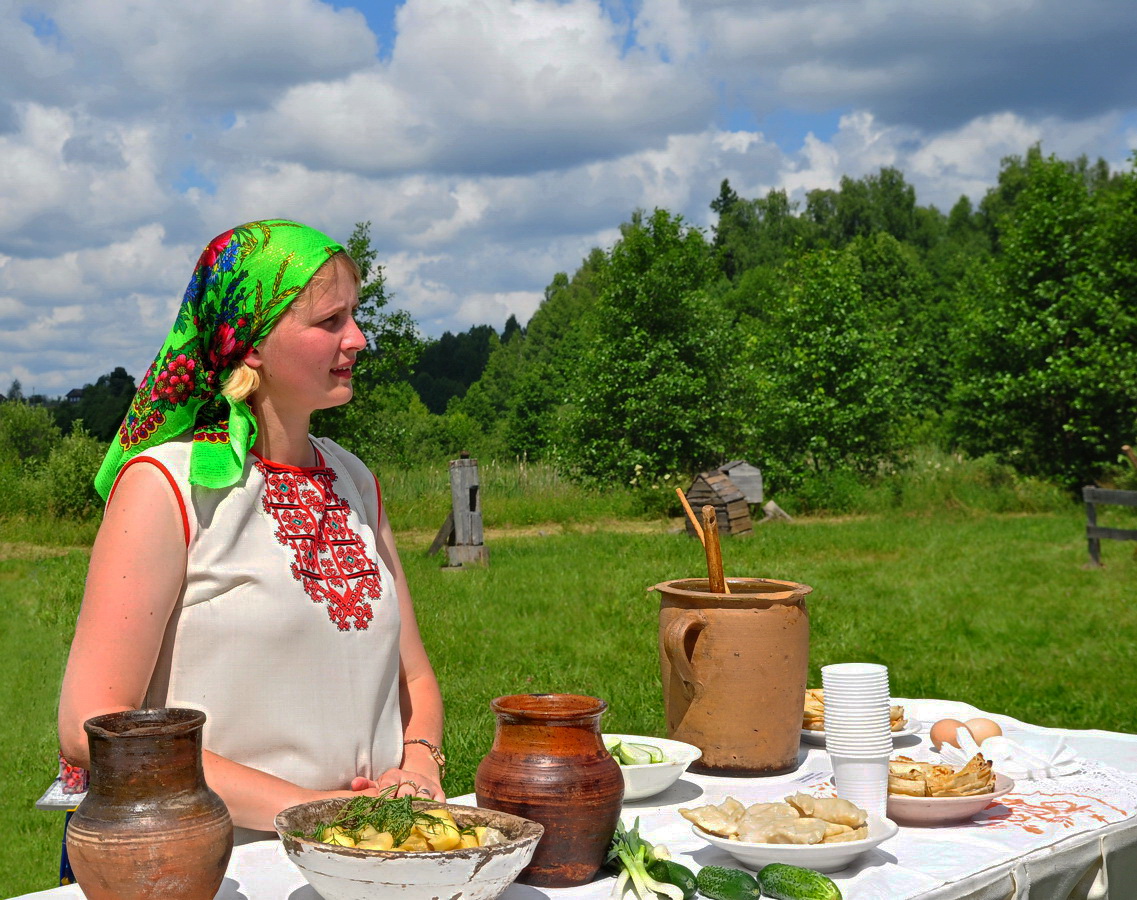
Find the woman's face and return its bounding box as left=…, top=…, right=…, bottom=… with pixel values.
left=247, top=259, right=365, bottom=419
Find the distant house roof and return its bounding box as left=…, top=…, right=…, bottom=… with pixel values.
left=66, top=388, right=85, bottom=401
left=717, top=460, right=763, bottom=504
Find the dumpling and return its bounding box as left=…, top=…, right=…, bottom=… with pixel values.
left=735, top=804, right=800, bottom=842
left=739, top=802, right=798, bottom=828
left=823, top=825, right=868, bottom=843
left=754, top=817, right=828, bottom=845
left=785, top=793, right=867, bottom=827
left=719, top=797, right=746, bottom=819
left=679, top=804, right=740, bottom=838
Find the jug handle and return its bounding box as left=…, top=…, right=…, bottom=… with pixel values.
left=663, top=612, right=707, bottom=701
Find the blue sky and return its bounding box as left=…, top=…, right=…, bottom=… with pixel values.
left=2, top=0, right=1136, bottom=395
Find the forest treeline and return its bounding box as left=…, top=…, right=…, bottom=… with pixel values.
left=320, top=145, right=1137, bottom=496
left=4, top=146, right=1136, bottom=517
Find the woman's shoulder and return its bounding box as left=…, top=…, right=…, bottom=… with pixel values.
left=311, top=436, right=380, bottom=514
left=111, top=433, right=194, bottom=493
left=311, top=435, right=366, bottom=471
left=135, top=432, right=195, bottom=466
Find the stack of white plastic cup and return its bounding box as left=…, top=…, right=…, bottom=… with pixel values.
left=821, top=662, right=892, bottom=817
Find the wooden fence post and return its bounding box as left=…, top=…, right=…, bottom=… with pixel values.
left=1084, top=487, right=1101, bottom=568
left=1082, top=485, right=1137, bottom=566
left=428, top=452, right=489, bottom=568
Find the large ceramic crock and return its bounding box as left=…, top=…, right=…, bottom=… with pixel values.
left=651, top=577, right=811, bottom=775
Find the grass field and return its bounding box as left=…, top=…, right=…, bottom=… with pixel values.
left=2, top=499, right=1134, bottom=896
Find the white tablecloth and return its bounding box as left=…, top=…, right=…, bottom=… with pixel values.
left=15, top=699, right=1137, bottom=900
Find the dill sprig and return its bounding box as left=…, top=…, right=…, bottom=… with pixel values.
left=305, top=784, right=444, bottom=845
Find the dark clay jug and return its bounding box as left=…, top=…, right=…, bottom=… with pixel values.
left=65, top=708, right=233, bottom=900
left=475, top=693, right=624, bottom=887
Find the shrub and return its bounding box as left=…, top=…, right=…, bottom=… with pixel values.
left=0, top=401, right=62, bottom=462
left=37, top=425, right=106, bottom=518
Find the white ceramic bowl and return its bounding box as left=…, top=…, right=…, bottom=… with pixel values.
left=691, top=814, right=899, bottom=874
left=886, top=773, right=1015, bottom=826
left=276, top=799, right=543, bottom=900
left=604, top=733, right=702, bottom=801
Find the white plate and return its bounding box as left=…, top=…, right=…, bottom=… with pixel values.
left=691, top=814, right=898, bottom=874
left=887, top=773, right=1015, bottom=826
left=801, top=720, right=921, bottom=745
left=604, top=734, right=702, bottom=801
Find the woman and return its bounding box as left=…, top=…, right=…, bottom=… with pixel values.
left=58, top=220, right=445, bottom=841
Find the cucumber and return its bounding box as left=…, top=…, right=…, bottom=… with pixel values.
left=604, top=737, right=624, bottom=754
left=648, top=859, right=697, bottom=900
left=756, top=863, right=842, bottom=900
left=616, top=743, right=653, bottom=765
left=629, top=742, right=666, bottom=763
left=694, top=865, right=762, bottom=900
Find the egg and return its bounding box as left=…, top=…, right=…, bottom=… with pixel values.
left=964, top=717, right=1003, bottom=745
left=929, top=718, right=969, bottom=750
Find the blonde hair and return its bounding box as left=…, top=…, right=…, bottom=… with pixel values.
left=220, top=251, right=361, bottom=403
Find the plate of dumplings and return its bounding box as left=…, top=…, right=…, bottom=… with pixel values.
left=682, top=792, right=899, bottom=873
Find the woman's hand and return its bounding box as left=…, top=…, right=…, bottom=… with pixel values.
left=351, top=769, right=446, bottom=801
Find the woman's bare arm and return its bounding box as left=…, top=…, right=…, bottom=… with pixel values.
left=58, top=462, right=188, bottom=764
left=370, top=504, right=446, bottom=799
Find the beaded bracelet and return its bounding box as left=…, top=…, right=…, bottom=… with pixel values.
left=404, top=738, right=447, bottom=780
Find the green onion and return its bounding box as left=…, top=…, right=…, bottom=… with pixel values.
left=606, top=818, right=685, bottom=900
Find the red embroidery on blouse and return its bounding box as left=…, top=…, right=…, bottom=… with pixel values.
left=256, top=461, right=379, bottom=631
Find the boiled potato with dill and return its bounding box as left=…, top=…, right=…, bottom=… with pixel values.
left=298, top=791, right=506, bottom=853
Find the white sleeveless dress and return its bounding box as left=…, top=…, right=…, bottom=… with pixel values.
left=111, top=434, right=403, bottom=841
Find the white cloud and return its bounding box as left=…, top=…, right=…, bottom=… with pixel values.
left=20, top=0, right=376, bottom=114
left=230, top=0, right=713, bottom=176
left=0, top=0, right=1136, bottom=394
left=0, top=104, right=170, bottom=256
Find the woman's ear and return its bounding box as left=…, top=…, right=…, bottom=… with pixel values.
left=243, top=345, right=263, bottom=370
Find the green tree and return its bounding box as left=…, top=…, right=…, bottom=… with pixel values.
left=454, top=248, right=606, bottom=457
left=411, top=325, right=499, bottom=414
left=950, top=152, right=1137, bottom=487
left=743, top=246, right=913, bottom=486
left=55, top=366, right=137, bottom=441
left=713, top=187, right=817, bottom=280
left=561, top=209, right=736, bottom=483
left=849, top=233, right=945, bottom=415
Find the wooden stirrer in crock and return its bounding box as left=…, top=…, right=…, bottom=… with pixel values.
left=675, top=487, right=705, bottom=546
left=701, top=505, right=729, bottom=594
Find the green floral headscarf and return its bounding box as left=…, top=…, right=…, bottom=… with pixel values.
left=95, top=219, right=344, bottom=500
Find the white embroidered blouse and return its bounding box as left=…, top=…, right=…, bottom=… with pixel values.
left=112, top=434, right=403, bottom=839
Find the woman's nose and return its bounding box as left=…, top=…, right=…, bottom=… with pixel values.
left=344, top=315, right=366, bottom=351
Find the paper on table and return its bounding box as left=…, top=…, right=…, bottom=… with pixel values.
left=939, top=726, right=1082, bottom=780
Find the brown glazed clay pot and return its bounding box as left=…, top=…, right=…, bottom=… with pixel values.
left=65, top=708, right=233, bottom=900
left=475, top=693, right=624, bottom=888
left=651, top=577, right=812, bottom=775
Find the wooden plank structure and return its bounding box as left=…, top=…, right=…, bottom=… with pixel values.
left=427, top=453, right=489, bottom=567
left=683, top=470, right=752, bottom=537
left=1083, top=486, right=1137, bottom=566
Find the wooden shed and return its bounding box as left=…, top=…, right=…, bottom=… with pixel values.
left=683, top=470, right=753, bottom=537
left=718, top=460, right=763, bottom=505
